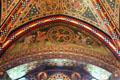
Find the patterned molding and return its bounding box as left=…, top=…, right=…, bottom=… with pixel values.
left=0, top=16, right=119, bottom=60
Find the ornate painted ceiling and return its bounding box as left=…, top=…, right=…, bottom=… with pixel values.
left=0, top=21, right=120, bottom=79
left=0, top=59, right=113, bottom=80
left=0, top=0, right=120, bottom=58
left=0, top=0, right=120, bottom=80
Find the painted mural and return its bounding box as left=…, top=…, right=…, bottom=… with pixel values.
left=1, top=0, right=119, bottom=31
left=1, top=0, right=120, bottom=62
left=5, top=22, right=110, bottom=55
left=0, top=0, right=120, bottom=79
left=1, top=0, right=115, bottom=45
left=0, top=22, right=120, bottom=79
left=0, top=22, right=117, bottom=67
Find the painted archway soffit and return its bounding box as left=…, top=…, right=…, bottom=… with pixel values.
left=0, top=16, right=120, bottom=61
left=0, top=1, right=120, bottom=58
left=0, top=0, right=120, bottom=37
left=0, top=22, right=120, bottom=75
left=99, top=0, right=120, bottom=30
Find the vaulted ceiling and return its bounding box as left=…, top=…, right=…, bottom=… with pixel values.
left=1, top=0, right=119, bottom=34
left=0, top=0, right=120, bottom=79
left=0, top=0, right=120, bottom=59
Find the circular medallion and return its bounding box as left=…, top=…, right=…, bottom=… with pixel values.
left=48, top=73, right=71, bottom=80
left=65, top=0, right=87, bottom=14
left=47, top=26, right=74, bottom=44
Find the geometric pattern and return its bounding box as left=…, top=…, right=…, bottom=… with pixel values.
left=0, top=1, right=120, bottom=79
left=1, top=0, right=20, bottom=26
left=7, top=0, right=14, bottom=8
left=48, top=73, right=71, bottom=80
left=0, top=16, right=119, bottom=60
left=25, top=4, right=40, bottom=18
left=106, top=0, right=116, bottom=12
left=0, top=0, right=113, bottom=37
left=82, top=7, right=97, bottom=22
left=0, top=0, right=120, bottom=61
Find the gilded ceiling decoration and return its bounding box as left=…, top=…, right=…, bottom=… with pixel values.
left=1, top=0, right=20, bottom=24
left=0, top=22, right=120, bottom=79
left=106, top=0, right=116, bottom=11
left=47, top=26, right=75, bottom=43
left=48, top=73, right=71, bottom=80
left=0, top=15, right=119, bottom=60
left=0, top=0, right=120, bottom=80
left=0, top=0, right=120, bottom=56
left=100, top=0, right=119, bottom=29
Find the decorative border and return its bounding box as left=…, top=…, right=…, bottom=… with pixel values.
left=95, top=0, right=120, bottom=53
left=1, top=0, right=119, bottom=51
left=0, top=52, right=120, bottom=80
left=0, top=15, right=119, bottom=60
left=0, top=52, right=116, bottom=72
left=1, top=45, right=118, bottom=70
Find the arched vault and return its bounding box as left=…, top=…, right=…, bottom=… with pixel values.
left=0, top=0, right=120, bottom=80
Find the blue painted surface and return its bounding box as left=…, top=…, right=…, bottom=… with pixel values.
left=56, top=79, right=63, bottom=80
left=18, top=77, right=29, bottom=80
